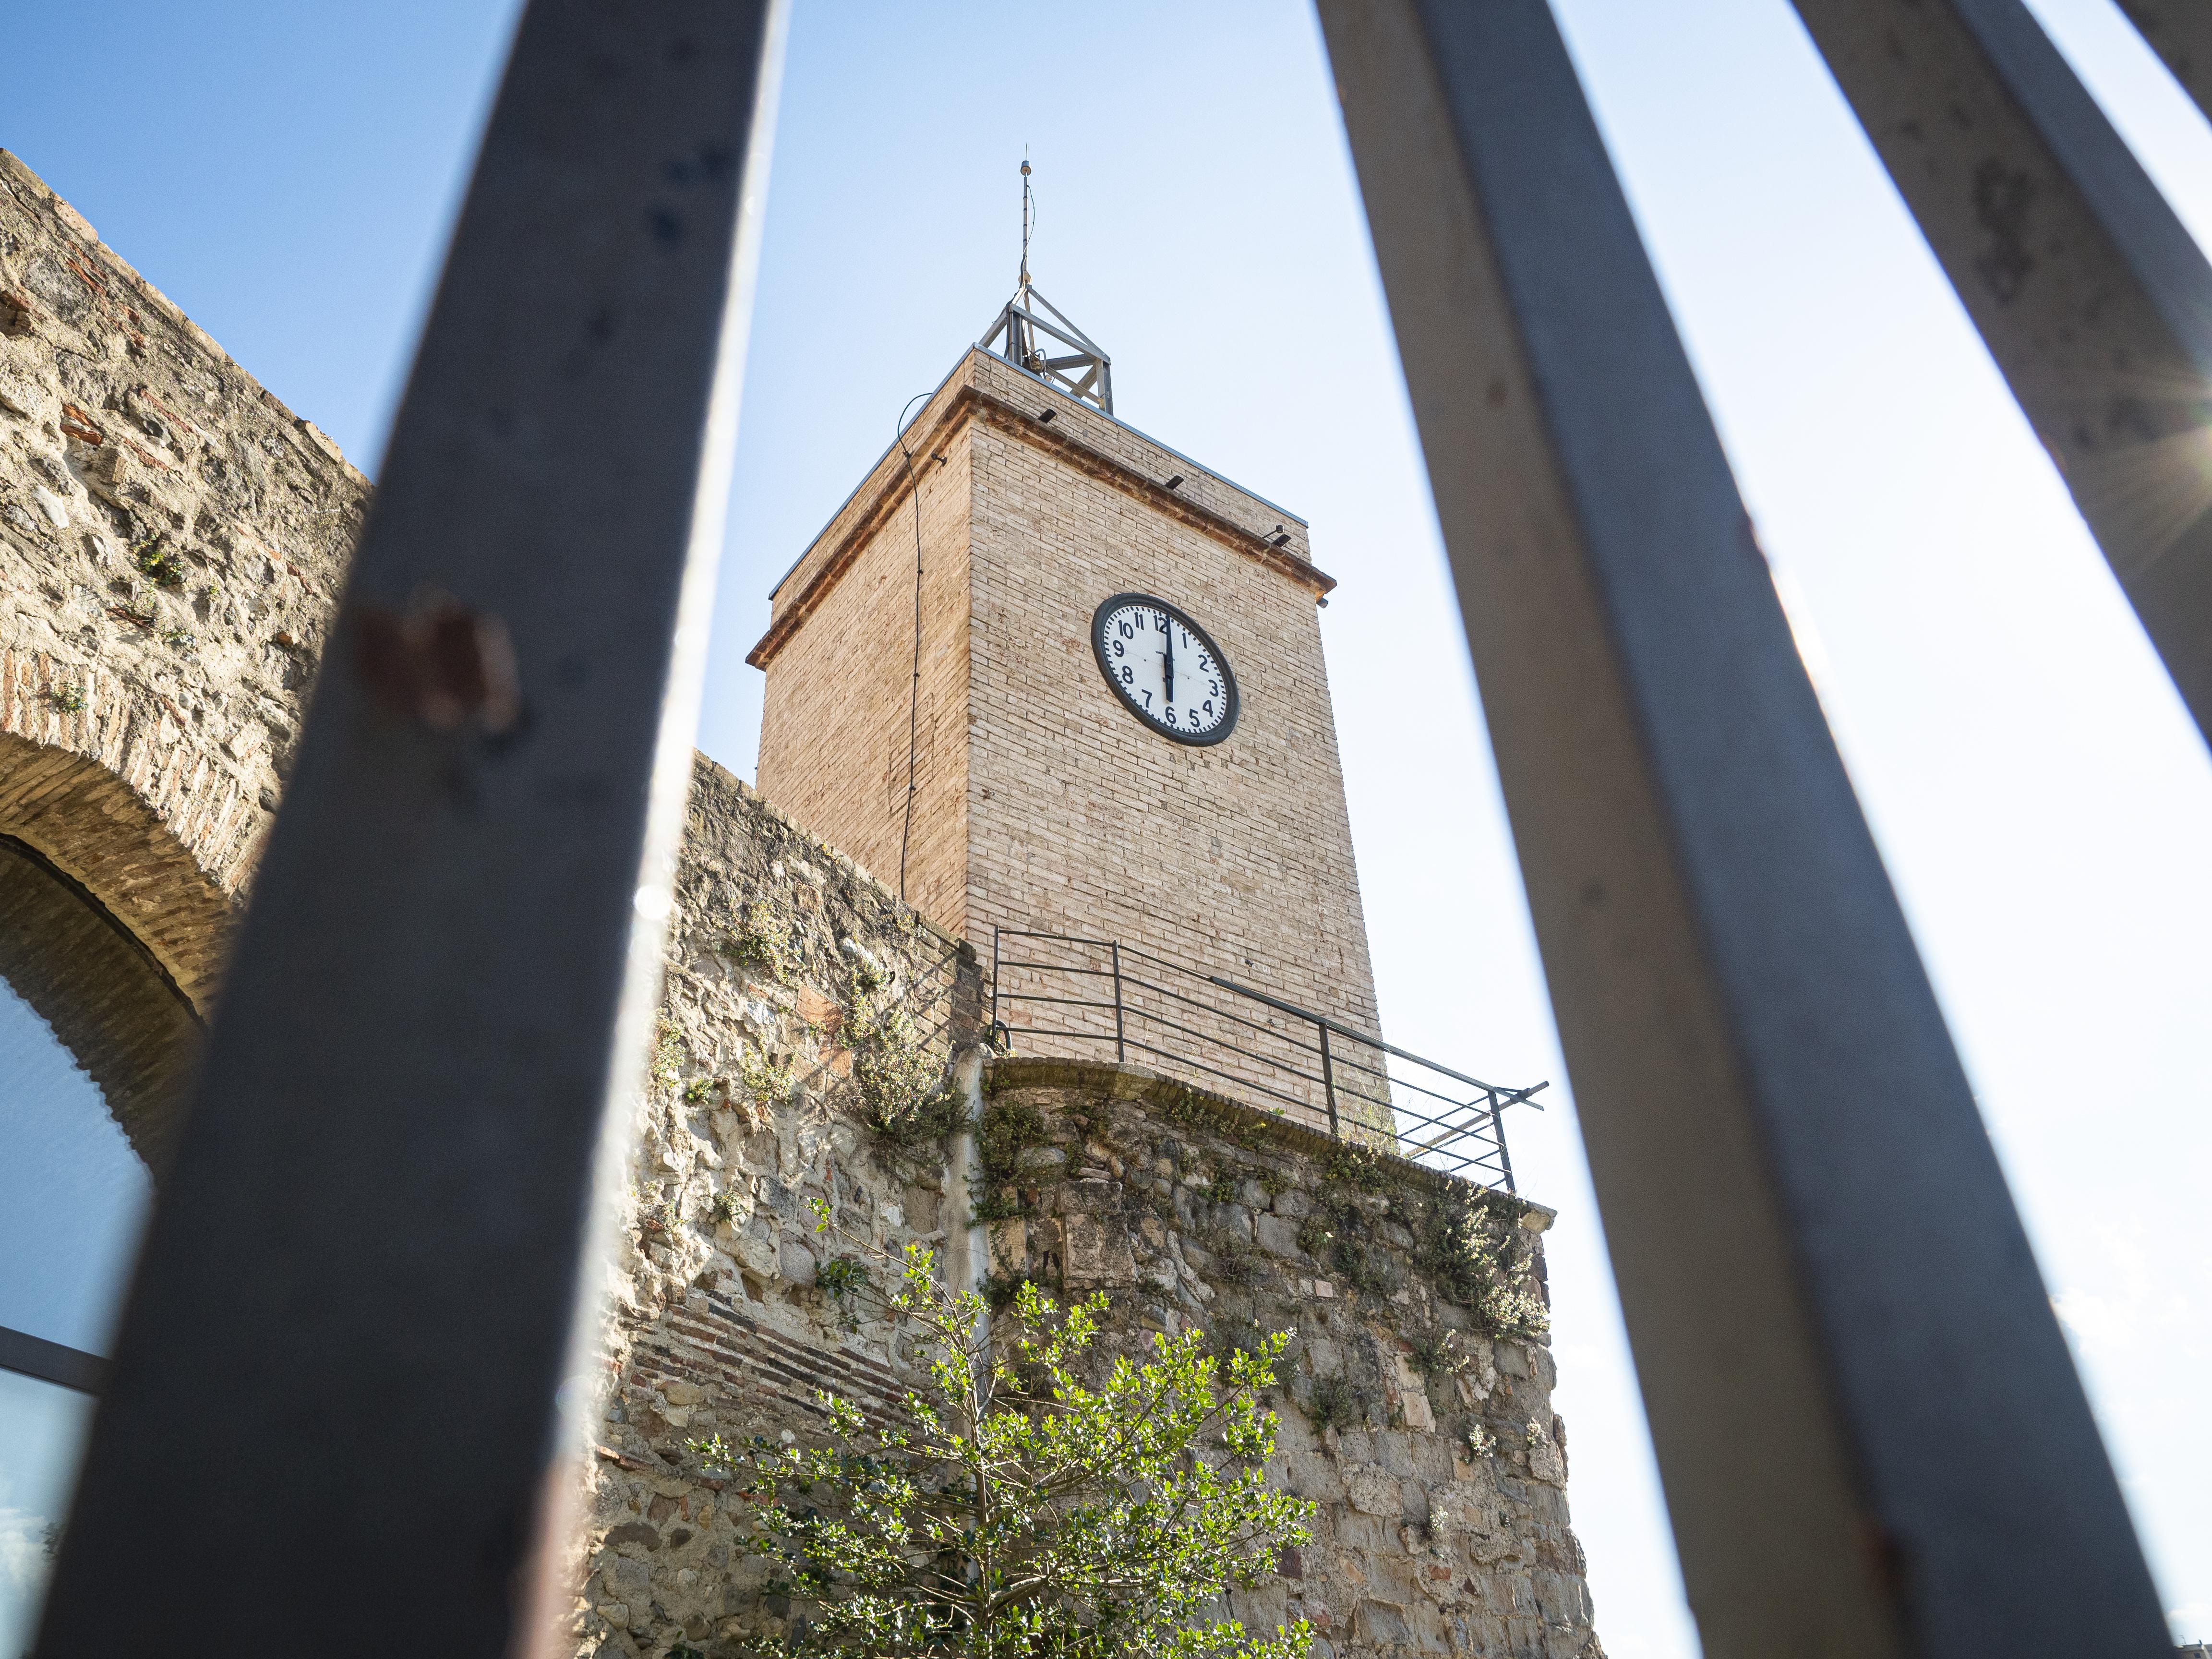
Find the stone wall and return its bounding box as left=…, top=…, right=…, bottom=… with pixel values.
left=570, top=769, right=1602, bottom=1659
left=575, top=756, right=974, bottom=1653
left=0, top=149, right=366, bottom=1014
left=974, top=1061, right=1601, bottom=1659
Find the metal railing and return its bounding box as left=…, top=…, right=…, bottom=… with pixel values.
left=988, top=926, right=1544, bottom=1194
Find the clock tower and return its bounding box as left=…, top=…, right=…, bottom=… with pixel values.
left=749, top=300, right=1382, bottom=1064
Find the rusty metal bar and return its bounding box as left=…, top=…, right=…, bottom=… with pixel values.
left=1794, top=0, right=2212, bottom=757
left=1318, top=1020, right=1340, bottom=1138
left=1109, top=939, right=1126, bottom=1064
left=0, top=1325, right=106, bottom=1396
left=1312, top=1, right=2169, bottom=1656
left=2114, top=0, right=2212, bottom=121
left=33, top=3, right=787, bottom=1655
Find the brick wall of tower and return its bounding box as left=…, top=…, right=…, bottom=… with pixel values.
left=752, top=428, right=973, bottom=934
left=962, top=410, right=1382, bottom=1054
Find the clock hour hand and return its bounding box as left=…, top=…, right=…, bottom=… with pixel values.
left=1164, top=617, right=1175, bottom=706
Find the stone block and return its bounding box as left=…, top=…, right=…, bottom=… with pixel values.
left=1057, top=1212, right=1136, bottom=1288
left=1346, top=1467, right=1407, bottom=1517
left=1353, top=1599, right=1413, bottom=1644
left=778, top=1239, right=817, bottom=1285
left=1255, top=1213, right=1304, bottom=1258
left=1059, top=1176, right=1119, bottom=1212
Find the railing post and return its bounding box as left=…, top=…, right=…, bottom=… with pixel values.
left=1488, top=1090, right=1516, bottom=1196
left=1109, top=940, right=1126, bottom=1065
left=990, top=924, right=1001, bottom=1043
left=1318, top=1020, right=1340, bottom=1139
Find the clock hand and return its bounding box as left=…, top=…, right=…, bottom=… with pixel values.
left=1164, top=617, right=1175, bottom=707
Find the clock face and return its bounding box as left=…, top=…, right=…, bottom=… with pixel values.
left=1090, top=593, right=1239, bottom=745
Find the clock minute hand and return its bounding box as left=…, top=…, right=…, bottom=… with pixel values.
left=1164, top=618, right=1175, bottom=706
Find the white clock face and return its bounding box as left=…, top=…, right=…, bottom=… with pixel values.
left=1091, top=593, right=1239, bottom=745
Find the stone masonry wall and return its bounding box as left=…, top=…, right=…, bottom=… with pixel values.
left=976, top=1060, right=1601, bottom=1659
left=574, top=755, right=974, bottom=1656
left=569, top=767, right=1601, bottom=1659
left=0, top=150, right=365, bottom=1012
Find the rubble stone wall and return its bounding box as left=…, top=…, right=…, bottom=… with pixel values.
left=0, top=150, right=365, bottom=1012
left=573, top=769, right=1602, bottom=1659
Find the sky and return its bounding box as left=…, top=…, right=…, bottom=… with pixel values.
left=6, top=2, right=2211, bottom=1654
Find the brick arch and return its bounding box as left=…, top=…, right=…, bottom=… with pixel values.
left=0, top=649, right=265, bottom=1015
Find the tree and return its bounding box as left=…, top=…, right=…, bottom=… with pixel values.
left=690, top=1202, right=1314, bottom=1658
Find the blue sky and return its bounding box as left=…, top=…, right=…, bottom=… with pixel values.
left=7, top=2, right=2210, bottom=1652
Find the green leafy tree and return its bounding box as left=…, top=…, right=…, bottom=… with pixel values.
left=690, top=1202, right=1314, bottom=1658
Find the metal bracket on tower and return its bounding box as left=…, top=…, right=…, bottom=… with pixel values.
left=979, top=286, right=1114, bottom=415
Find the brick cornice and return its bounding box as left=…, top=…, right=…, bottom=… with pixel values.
left=745, top=376, right=1335, bottom=672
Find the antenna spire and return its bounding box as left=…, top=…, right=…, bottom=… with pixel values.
left=1019, top=154, right=1033, bottom=297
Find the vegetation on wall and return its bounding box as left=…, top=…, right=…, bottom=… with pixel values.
left=971, top=1095, right=1051, bottom=1225
left=689, top=1203, right=1314, bottom=1659
left=848, top=987, right=965, bottom=1170
left=1292, top=1141, right=1548, bottom=1341
left=724, top=901, right=794, bottom=981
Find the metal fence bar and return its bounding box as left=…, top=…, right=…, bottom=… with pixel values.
left=1109, top=941, right=1126, bottom=1064
left=2113, top=2, right=2212, bottom=124
left=1794, top=0, right=2212, bottom=757
left=1318, top=1022, right=1341, bottom=1137
left=0, top=1325, right=106, bottom=1396
left=989, top=925, right=1530, bottom=1188
left=1313, top=2, right=2168, bottom=1657
left=1121, top=1003, right=1334, bottom=1095
left=1119, top=1038, right=1332, bottom=1125
left=1211, top=972, right=1532, bottom=1095
left=33, top=4, right=787, bottom=1656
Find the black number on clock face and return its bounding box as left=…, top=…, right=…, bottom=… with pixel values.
left=1089, top=592, right=1239, bottom=746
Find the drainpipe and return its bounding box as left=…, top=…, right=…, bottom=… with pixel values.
left=945, top=1044, right=991, bottom=1348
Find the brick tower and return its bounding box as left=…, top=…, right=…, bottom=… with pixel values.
left=750, top=315, right=1381, bottom=1049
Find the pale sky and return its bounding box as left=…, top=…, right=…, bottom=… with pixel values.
left=6, top=2, right=2208, bottom=1653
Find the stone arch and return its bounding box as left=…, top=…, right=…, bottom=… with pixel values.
left=0, top=649, right=264, bottom=1016
left=0, top=835, right=203, bottom=1172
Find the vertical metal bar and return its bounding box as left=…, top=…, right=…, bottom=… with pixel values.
left=1318, top=1020, right=1340, bottom=1139
left=1486, top=1091, right=1515, bottom=1197
left=991, top=923, right=1002, bottom=1040
left=1312, top=3, right=2169, bottom=1657
left=1109, top=939, right=1126, bottom=1064
left=33, top=4, right=787, bottom=1656
left=1792, top=0, right=2212, bottom=756
left=2113, top=1, right=2212, bottom=125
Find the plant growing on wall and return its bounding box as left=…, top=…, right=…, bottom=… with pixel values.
left=1415, top=1187, right=1548, bottom=1341
left=689, top=1202, right=1315, bottom=1659
left=725, top=901, right=793, bottom=981
left=848, top=997, right=965, bottom=1167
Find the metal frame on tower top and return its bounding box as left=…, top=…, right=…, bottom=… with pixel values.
left=979, top=284, right=1114, bottom=415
